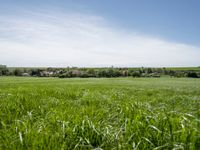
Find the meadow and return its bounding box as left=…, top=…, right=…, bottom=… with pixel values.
left=0, top=77, right=199, bottom=149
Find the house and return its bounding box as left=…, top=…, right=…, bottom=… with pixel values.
left=22, top=73, right=30, bottom=76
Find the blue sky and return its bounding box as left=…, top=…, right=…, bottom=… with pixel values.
left=0, top=0, right=200, bottom=67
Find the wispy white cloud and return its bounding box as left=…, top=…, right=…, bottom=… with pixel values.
left=0, top=10, right=200, bottom=67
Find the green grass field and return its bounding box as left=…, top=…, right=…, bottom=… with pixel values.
left=0, top=77, right=199, bottom=149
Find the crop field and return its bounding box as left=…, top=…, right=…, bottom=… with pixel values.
left=0, top=77, right=200, bottom=149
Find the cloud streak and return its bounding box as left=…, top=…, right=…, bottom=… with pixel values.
left=0, top=10, right=200, bottom=67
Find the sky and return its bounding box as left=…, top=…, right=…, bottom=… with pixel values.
left=0, top=0, right=200, bottom=67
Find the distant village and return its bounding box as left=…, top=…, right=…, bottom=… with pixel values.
left=0, top=65, right=200, bottom=78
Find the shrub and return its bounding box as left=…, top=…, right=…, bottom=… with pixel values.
left=132, top=71, right=141, bottom=77
left=186, top=72, right=199, bottom=78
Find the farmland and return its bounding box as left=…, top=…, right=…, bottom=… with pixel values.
left=0, top=77, right=200, bottom=149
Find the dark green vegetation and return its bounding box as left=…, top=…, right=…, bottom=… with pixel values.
left=0, top=77, right=199, bottom=149
left=1, top=65, right=200, bottom=78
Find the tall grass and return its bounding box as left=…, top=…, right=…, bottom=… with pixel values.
left=0, top=77, right=199, bottom=149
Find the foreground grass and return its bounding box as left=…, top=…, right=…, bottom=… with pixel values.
left=0, top=77, right=200, bottom=149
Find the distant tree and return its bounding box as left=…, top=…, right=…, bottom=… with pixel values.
left=132, top=71, right=141, bottom=77
left=97, top=70, right=107, bottom=77
left=162, top=67, right=169, bottom=75
left=30, top=69, right=40, bottom=76
left=80, top=72, right=89, bottom=78
left=86, top=69, right=96, bottom=77
left=140, top=67, right=145, bottom=73
left=23, top=68, right=28, bottom=73
left=187, top=72, right=199, bottom=78
left=107, top=68, right=114, bottom=77
left=14, top=69, right=22, bottom=76
left=169, top=70, right=175, bottom=77
left=58, top=70, right=74, bottom=78
left=113, top=69, right=121, bottom=77
left=147, top=68, right=153, bottom=74
left=128, top=69, right=135, bottom=76
left=173, top=71, right=185, bottom=78
left=0, top=65, right=8, bottom=76
left=87, top=68, right=95, bottom=74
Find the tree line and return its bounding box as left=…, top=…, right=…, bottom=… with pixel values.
left=0, top=65, right=199, bottom=78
